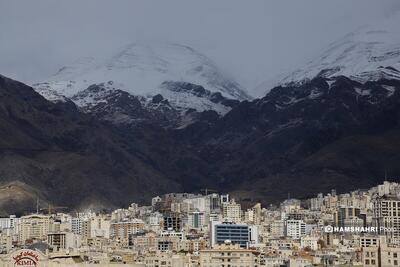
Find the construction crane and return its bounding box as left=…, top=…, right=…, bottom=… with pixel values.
left=40, top=204, right=68, bottom=215
left=200, top=188, right=218, bottom=196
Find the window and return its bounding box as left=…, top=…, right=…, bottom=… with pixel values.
left=365, top=259, right=370, bottom=265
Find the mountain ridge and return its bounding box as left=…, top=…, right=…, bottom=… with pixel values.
left=256, top=13, right=400, bottom=96
left=1, top=73, right=400, bottom=214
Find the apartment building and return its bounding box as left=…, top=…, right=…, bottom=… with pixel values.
left=18, top=214, right=51, bottom=243
left=199, top=242, right=258, bottom=267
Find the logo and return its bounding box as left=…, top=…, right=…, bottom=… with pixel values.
left=322, top=225, right=396, bottom=234
left=12, top=250, right=40, bottom=266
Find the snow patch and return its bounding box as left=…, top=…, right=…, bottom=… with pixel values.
left=382, top=85, right=396, bottom=96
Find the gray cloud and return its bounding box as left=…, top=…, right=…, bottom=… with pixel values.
left=1, top=0, right=399, bottom=96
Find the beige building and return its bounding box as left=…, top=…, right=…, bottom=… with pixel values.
left=270, top=220, right=285, bottom=238
left=244, top=203, right=262, bottom=225
left=361, top=236, right=400, bottom=267
left=144, top=252, right=188, bottom=267
left=0, top=233, right=12, bottom=253
left=132, top=231, right=158, bottom=251
left=222, top=200, right=242, bottom=223
left=18, top=214, right=51, bottom=243
left=111, top=219, right=145, bottom=240
left=199, top=242, right=258, bottom=267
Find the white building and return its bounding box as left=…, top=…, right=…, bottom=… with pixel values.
left=286, top=220, right=306, bottom=240
left=187, top=211, right=206, bottom=229
left=300, top=236, right=319, bottom=251
left=90, top=215, right=111, bottom=239
left=0, top=215, right=19, bottom=231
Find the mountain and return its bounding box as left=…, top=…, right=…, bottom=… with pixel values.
left=67, top=81, right=239, bottom=128
left=180, top=76, right=400, bottom=205
left=0, top=74, right=191, bottom=215
left=1, top=72, right=400, bottom=213
left=3, top=19, right=400, bottom=213
left=256, top=14, right=400, bottom=94
left=33, top=43, right=250, bottom=127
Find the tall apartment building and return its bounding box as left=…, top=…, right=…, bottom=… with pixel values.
left=111, top=219, right=145, bottom=240
left=373, top=195, right=400, bottom=242
left=187, top=211, right=206, bottom=229
left=71, top=217, right=83, bottom=235
left=270, top=220, right=285, bottom=238
left=333, top=206, right=364, bottom=227
left=285, top=220, right=306, bottom=240
left=222, top=200, right=242, bottom=223
left=18, top=214, right=51, bottom=243
left=163, top=214, right=181, bottom=232
left=244, top=203, right=262, bottom=225
left=208, top=193, right=221, bottom=213
left=310, top=193, right=324, bottom=211
left=0, top=215, right=19, bottom=231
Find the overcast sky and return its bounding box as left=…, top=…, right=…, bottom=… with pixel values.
left=1, top=0, right=400, bottom=96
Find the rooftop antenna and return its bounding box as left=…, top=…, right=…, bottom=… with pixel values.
left=36, top=198, right=39, bottom=214
left=384, top=168, right=388, bottom=181
left=288, top=192, right=291, bottom=200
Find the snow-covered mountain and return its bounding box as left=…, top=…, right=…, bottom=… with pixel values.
left=257, top=14, right=400, bottom=95
left=34, top=43, right=250, bottom=123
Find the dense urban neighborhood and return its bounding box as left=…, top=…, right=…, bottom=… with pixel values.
left=1, top=181, right=400, bottom=266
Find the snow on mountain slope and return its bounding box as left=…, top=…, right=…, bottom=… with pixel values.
left=256, top=13, right=400, bottom=95
left=33, top=43, right=250, bottom=116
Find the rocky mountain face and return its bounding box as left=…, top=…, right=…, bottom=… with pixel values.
left=180, top=76, right=400, bottom=205
left=2, top=72, right=400, bottom=214
left=0, top=74, right=205, bottom=215
left=67, top=81, right=239, bottom=128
